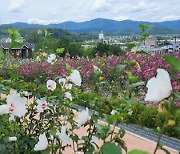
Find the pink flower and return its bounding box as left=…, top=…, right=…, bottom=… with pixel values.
left=176, top=102, right=180, bottom=107
left=65, top=52, right=70, bottom=57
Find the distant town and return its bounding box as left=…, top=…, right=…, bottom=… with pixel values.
left=82, top=31, right=180, bottom=54
left=1, top=30, right=180, bottom=59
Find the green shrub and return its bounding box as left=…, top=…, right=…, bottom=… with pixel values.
left=126, top=103, right=146, bottom=124
left=137, top=107, right=158, bottom=128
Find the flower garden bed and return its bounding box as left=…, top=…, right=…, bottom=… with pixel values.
left=0, top=52, right=180, bottom=153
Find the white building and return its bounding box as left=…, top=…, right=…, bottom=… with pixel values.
left=131, top=35, right=180, bottom=54
left=99, top=31, right=105, bottom=40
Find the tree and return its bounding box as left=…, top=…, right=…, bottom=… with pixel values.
left=95, top=43, right=125, bottom=56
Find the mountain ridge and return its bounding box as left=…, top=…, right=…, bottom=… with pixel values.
left=1, top=18, right=180, bottom=34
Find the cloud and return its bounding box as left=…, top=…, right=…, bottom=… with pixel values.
left=8, top=0, right=25, bottom=12
left=27, top=18, right=59, bottom=25
left=0, top=0, right=179, bottom=24
left=92, top=0, right=111, bottom=12
left=113, top=16, right=129, bottom=21
left=126, top=2, right=158, bottom=13
left=160, top=15, right=180, bottom=21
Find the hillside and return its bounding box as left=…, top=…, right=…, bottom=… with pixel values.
left=1, top=18, right=180, bottom=35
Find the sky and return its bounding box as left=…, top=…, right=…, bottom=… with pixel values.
left=0, top=0, right=180, bottom=25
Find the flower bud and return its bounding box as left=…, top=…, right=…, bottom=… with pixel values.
left=168, top=120, right=176, bottom=127
left=99, top=76, right=104, bottom=81
left=158, top=102, right=164, bottom=112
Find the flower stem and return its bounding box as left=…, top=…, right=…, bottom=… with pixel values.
left=110, top=121, right=117, bottom=141
left=153, top=109, right=169, bottom=154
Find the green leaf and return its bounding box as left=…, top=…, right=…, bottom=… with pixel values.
left=95, top=123, right=110, bottom=139
left=0, top=144, right=6, bottom=153
left=128, top=149, right=148, bottom=154
left=8, top=29, right=23, bottom=49
left=82, top=136, right=89, bottom=142
left=85, top=152, right=93, bottom=154
left=2, top=137, right=9, bottom=143
left=126, top=71, right=137, bottom=83
left=110, top=65, right=125, bottom=75
left=163, top=55, right=180, bottom=72
left=8, top=72, right=22, bottom=80
left=105, top=114, right=123, bottom=124
left=0, top=46, right=4, bottom=58
left=10, top=41, right=23, bottom=48
left=139, top=24, right=148, bottom=32
left=130, top=81, right=145, bottom=89
left=139, top=24, right=153, bottom=32
left=119, top=128, right=126, bottom=138
left=174, top=93, right=180, bottom=99
left=115, top=64, right=125, bottom=74
left=56, top=47, right=65, bottom=54
left=65, top=63, right=72, bottom=74
left=101, top=142, right=122, bottom=154
left=136, top=50, right=150, bottom=55
left=45, top=29, right=52, bottom=38
left=8, top=29, right=21, bottom=41
left=41, top=147, right=51, bottom=154
left=71, top=134, right=79, bottom=143
left=126, top=43, right=136, bottom=51
left=173, top=126, right=180, bottom=131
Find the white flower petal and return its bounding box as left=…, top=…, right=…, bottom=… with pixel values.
left=34, top=133, right=48, bottom=151
left=69, top=70, right=82, bottom=86
left=9, top=114, right=15, bottom=121
left=23, top=91, right=32, bottom=97
left=9, top=137, right=17, bottom=142
left=47, top=80, right=56, bottom=91
left=93, top=65, right=102, bottom=73
left=13, top=98, right=27, bottom=117
left=36, top=98, right=47, bottom=113
left=90, top=136, right=99, bottom=148
left=64, top=92, right=72, bottom=101
left=59, top=78, right=66, bottom=86
left=145, top=69, right=172, bottom=103
left=0, top=104, right=9, bottom=115
left=9, top=89, right=17, bottom=95
left=57, top=126, right=71, bottom=146
left=0, top=93, right=7, bottom=100
left=111, top=110, right=117, bottom=115
left=65, top=84, right=72, bottom=90
left=7, top=93, right=27, bottom=118
left=47, top=54, right=56, bottom=64
left=77, top=108, right=90, bottom=127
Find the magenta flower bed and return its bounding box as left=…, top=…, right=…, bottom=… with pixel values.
left=11, top=53, right=180, bottom=91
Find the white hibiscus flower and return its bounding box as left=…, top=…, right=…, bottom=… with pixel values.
left=34, top=133, right=48, bottom=151
left=9, top=137, right=17, bottom=142
left=47, top=80, right=56, bottom=91
left=47, top=54, right=56, bottom=64
left=90, top=136, right=99, bottom=148
left=69, top=70, right=82, bottom=86
left=64, top=92, right=72, bottom=101
left=36, top=98, right=47, bottom=113
left=65, top=84, right=72, bottom=90
left=57, top=126, right=71, bottom=146
left=77, top=108, right=90, bottom=127
left=59, top=78, right=72, bottom=89
left=6, top=93, right=27, bottom=118
left=59, top=78, right=66, bottom=87
left=145, top=69, right=172, bottom=103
